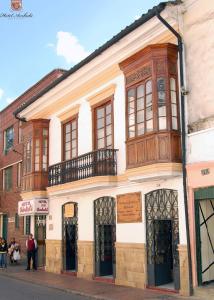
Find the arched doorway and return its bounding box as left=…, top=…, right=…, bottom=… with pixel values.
left=145, top=189, right=180, bottom=290
left=62, top=202, right=78, bottom=272
left=94, top=197, right=116, bottom=277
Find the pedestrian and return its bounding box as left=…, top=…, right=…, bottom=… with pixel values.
left=0, top=238, right=8, bottom=269
left=25, top=233, right=37, bottom=271
left=8, top=237, right=16, bottom=264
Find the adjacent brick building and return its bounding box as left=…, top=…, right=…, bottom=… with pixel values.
left=0, top=69, right=66, bottom=252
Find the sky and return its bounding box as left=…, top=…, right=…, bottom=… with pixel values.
left=0, top=0, right=161, bottom=111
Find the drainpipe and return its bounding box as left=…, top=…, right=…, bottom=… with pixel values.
left=155, top=9, right=193, bottom=295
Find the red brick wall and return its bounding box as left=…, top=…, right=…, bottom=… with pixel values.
left=0, top=69, right=65, bottom=251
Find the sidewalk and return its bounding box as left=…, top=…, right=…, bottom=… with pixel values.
left=0, top=262, right=200, bottom=300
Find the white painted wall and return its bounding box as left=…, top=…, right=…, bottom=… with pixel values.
left=187, top=127, right=214, bottom=163
left=182, top=0, right=214, bottom=124
left=49, top=116, right=62, bottom=165
left=47, top=176, right=187, bottom=245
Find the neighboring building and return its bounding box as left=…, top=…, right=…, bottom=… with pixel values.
left=0, top=69, right=66, bottom=253
left=184, top=0, right=214, bottom=295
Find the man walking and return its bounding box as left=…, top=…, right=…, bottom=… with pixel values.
left=26, top=233, right=37, bottom=271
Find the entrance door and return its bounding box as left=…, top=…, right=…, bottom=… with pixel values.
left=94, top=197, right=116, bottom=277
left=196, top=199, right=214, bottom=284
left=35, top=215, right=46, bottom=267
left=65, top=224, right=76, bottom=270
left=146, top=189, right=180, bottom=290
left=154, top=220, right=173, bottom=286
left=99, top=225, right=114, bottom=276
left=62, top=202, right=78, bottom=272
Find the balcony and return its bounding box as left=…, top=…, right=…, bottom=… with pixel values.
left=48, top=149, right=118, bottom=187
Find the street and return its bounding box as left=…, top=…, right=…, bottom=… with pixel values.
left=0, top=274, right=90, bottom=300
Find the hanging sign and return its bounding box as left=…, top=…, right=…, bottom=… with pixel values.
left=117, top=192, right=142, bottom=223
left=64, top=203, right=74, bottom=218
left=18, top=199, right=49, bottom=216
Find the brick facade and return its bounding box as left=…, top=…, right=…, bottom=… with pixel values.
left=0, top=69, right=65, bottom=253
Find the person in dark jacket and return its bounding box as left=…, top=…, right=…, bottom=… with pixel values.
left=0, top=238, right=8, bottom=269
left=25, top=233, right=37, bottom=271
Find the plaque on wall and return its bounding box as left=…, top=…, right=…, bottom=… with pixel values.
left=64, top=203, right=74, bottom=218
left=117, top=192, right=142, bottom=223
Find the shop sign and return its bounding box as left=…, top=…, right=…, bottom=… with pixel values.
left=64, top=203, right=74, bottom=218
left=8, top=217, right=15, bottom=223
left=18, top=199, right=49, bottom=216
left=117, top=192, right=142, bottom=223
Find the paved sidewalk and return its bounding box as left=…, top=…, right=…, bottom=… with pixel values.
left=0, top=262, right=199, bottom=300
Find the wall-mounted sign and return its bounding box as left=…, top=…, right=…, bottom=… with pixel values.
left=117, top=192, right=142, bottom=223
left=18, top=199, right=49, bottom=216
left=8, top=217, right=15, bottom=223
left=64, top=203, right=74, bottom=218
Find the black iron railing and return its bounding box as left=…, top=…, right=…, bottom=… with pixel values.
left=48, top=149, right=118, bottom=187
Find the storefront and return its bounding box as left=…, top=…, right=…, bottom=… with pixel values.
left=18, top=198, right=48, bottom=267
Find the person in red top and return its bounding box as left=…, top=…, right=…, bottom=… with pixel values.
left=25, top=233, right=37, bottom=271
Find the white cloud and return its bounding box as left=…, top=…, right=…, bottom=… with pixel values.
left=0, top=88, right=4, bottom=99
left=6, top=97, right=14, bottom=104
left=46, top=43, right=54, bottom=48
left=56, top=31, right=90, bottom=64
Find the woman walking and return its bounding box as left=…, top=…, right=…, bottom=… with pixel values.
left=0, top=238, right=8, bottom=269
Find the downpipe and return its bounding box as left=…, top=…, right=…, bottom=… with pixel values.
left=155, top=9, right=193, bottom=295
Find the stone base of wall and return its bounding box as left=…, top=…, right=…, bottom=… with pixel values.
left=77, top=241, right=94, bottom=279
left=178, top=244, right=190, bottom=296
left=45, top=240, right=62, bottom=274
left=115, top=242, right=146, bottom=289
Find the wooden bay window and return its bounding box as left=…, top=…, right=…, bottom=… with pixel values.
left=120, top=43, right=181, bottom=169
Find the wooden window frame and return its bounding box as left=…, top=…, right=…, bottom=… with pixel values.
left=4, top=126, right=14, bottom=153
left=61, top=114, right=78, bottom=162
left=92, top=96, right=114, bottom=151
left=17, top=162, right=22, bottom=188
left=3, top=166, right=13, bottom=191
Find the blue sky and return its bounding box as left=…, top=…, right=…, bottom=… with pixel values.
left=0, top=0, right=161, bottom=110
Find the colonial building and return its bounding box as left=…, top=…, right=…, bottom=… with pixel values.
left=14, top=0, right=213, bottom=297
left=184, top=0, right=214, bottom=296
left=0, top=69, right=65, bottom=252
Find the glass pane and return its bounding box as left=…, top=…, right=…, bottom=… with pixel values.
left=146, top=106, right=153, bottom=120
left=98, top=138, right=105, bottom=149
left=97, top=129, right=104, bottom=139
left=159, top=117, right=167, bottom=130
left=35, top=139, right=40, bottom=147
left=137, top=123, right=144, bottom=136
left=106, top=114, right=111, bottom=125
left=43, top=139, right=48, bottom=148
left=158, top=106, right=166, bottom=117
left=97, top=107, right=104, bottom=119
left=170, top=78, right=176, bottom=91
left=72, top=148, right=77, bottom=158
left=172, top=117, right=178, bottom=130
left=106, top=125, right=111, bottom=136
left=35, top=164, right=39, bottom=171
left=146, top=119, right=153, bottom=132
left=137, top=110, right=144, bottom=123
left=128, top=126, right=135, bottom=138
left=146, top=80, right=152, bottom=94
left=171, top=91, right=177, bottom=104
left=65, top=133, right=70, bottom=142
left=106, top=104, right=111, bottom=115
left=128, top=89, right=135, bottom=102
left=65, top=151, right=70, bottom=160
left=146, top=94, right=152, bottom=106
left=65, top=124, right=70, bottom=133
left=43, top=129, right=48, bottom=136
left=72, top=130, right=76, bottom=139
left=129, top=114, right=135, bottom=126
left=97, top=118, right=104, bottom=129
left=128, top=101, right=135, bottom=114
left=106, top=135, right=112, bottom=147
left=137, top=85, right=144, bottom=98
left=35, top=156, right=39, bottom=163
left=65, top=143, right=71, bottom=151
left=171, top=104, right=177, bottom=117
left=72, top=121, right=76, bottom=130
left=137, top=97, right=144, bottom=111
